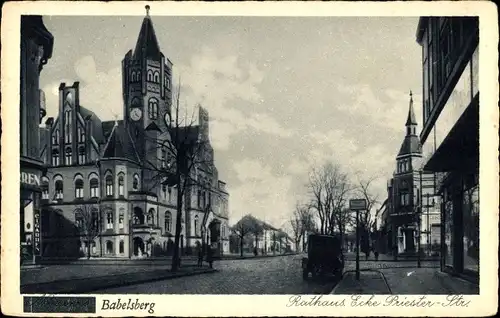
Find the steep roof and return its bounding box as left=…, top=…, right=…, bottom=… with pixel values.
left=79, top=106, right=105, bottom=144
left=397, top=135, right=422, bottom=157
left=133, top=13, right=162, bottom=61
left=101, top=120, right=141, bottom=162
left=405, top=93, right=418, bottom=126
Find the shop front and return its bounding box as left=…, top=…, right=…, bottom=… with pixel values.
left=20, top=167, right=43, bottom=265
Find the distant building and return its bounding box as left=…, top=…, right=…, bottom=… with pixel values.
left=38, top=9, right=229, bottom=260
left=416, top=17, right=479, bottom=282
left=384, top=93, right=440, bottom=257
left=19, top=16, right=54, bottom=265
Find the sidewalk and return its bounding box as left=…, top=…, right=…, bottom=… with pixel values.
left=221, top=252, right=297, bottom=260
left=21, top=258, right=216, bottom=294
left=331, top=267, right=479, bottom=295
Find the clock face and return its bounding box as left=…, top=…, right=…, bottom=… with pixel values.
left=130, top=108, right=142, bottom=121
left=164, top=112, right=171, bottom=126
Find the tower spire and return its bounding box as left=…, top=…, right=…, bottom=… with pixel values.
left=145, top=5, right=150, bottom=17
left=405, top=90, right=417, bottom=127
left=132, top=4, right=162, bottom=60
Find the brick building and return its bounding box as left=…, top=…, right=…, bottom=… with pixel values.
left=38, top=9, right=229, bottom=259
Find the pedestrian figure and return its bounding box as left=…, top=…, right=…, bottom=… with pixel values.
left=206, top=246, right=214, bottom=269
left=197, top=244, right=204, bottom=267
left=253, top=247, right=258, bottom=256
left=373, top=244, right=379, bottom=261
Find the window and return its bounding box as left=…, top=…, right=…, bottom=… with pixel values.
left=65, top=147, right=72, bottom=165
left=168, top=186, right=172, bottom=203
left=131, top=97, right=141, bottom=108
left=148, top=98, right=158, bottom=120
left=162, top=184, right=167, bottom=200
left=106, top=212, right=113, bottom=229
left=147, top=70, right=154, bottom=82
left=119, top=209, right=124, bottom=229
left=131, top=70, right=136, bottom=82
left=52, top=129, right=59, bottom=145
left=197, top=190, right=201, bottom=207
left=91, top=209, right=99, bottom=229
left=41, top=177, right=49, bottom=200
left=147, top=209, right=155, bottom=225
left=118, top=174, right=124, bottom=196
left=153, top=71, right=160, bottom=83
left=77, top=127, right=85, bottom=143
left=119, top=240, right=125, bottom=254
left=75, top=179, right=84, bottom=199
left=105, top=175, right=113, bottom=196
left=90, top=178, right=99, bottom=198
left=106, top=241, right=113, bottom=254
left=400, top=192, right=410, bottom=206
left=137, top=70, right=141, bottom=81
left=133, top=174, right=139, bottom=191
left=78, top=146, right=86, bottom=164
left=165, top=212, right=172, bottom=232
left=64, top=110, right=72, bottom=144
left=55, top=179, right=63, bottom=199
left=52, top=149, right=60, bottom=166
left=194, top=215, right=199, bottom=236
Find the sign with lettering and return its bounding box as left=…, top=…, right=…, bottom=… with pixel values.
left=349, top=199, right=367, bottom=211
left=21, top=172, right=41, bottom=187
left=33, top=209, right=41, bottom=255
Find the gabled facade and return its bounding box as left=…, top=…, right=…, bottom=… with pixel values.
left=38, top=9, right=229, bottom=260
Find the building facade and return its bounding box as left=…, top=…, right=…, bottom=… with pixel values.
left=38, top=10, right=229, bottom=260
left=386, top=94, right=440, bottom=257
left=416, top=17, right=479, bottom=282
left=20, top=16, right=54, bottom=264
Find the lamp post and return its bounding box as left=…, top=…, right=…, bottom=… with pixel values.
left=417, top=170, right=423, bottom=268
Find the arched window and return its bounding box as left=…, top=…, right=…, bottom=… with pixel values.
left=118, top=174, right=124, bottom=196
left=74, top=178, right=84, bottom=199
left=105, top=175, right=113, bottom=196
left=134, top=207, right=144, bottom=225
left=131, top=70, right=136, bottom=82
left=106, top=241, right=113, bottom=254
left=52, top=129, right=60, bottom=145
left=147, top=70, right=154, bottom=82
left=78, top=127, right=85, bottom=143
left=147, top=208, right=155, bottom=225
left=90, top=178, right=99, bottom=198
left=153, top=71, right=160, bottom=83
left=133, top=174, right=140, bottom=191
left=119, top=240, right=125, bottom=254
left=41, top=177, right=49, bottom=200
left=148, top=98, right=158, bottom=120
left=91, top=208, right=99, bottom=229
left=78, top=146, right=86, bottom=164
left=194, top=215, right=199, bottom=236
left=165, top=211, right=172, bottom=232
left=168, top=186, right=172, bottom=202
left=162, top=184, right=167, bottom=200
left=106, top=211, right=113, bottom=229
left=52, top=149, right=60, bottom=166
left=54, top=177, right=63, bottom=200
left=197, top=189, right=201, bottom=208
left=65, top=147, right=72, bottom=165
left=119, top=209, right=125, bottom=229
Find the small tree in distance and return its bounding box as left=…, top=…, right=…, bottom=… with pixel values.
left=75, top=203, right=101, bottom=259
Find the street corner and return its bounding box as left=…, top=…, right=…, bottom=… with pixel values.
left=331, top=270, right=391, bottom=295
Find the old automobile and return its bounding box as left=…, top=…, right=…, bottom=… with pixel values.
left=302, top=234, right=344, bottom=280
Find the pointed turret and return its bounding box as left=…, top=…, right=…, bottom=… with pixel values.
left=405, top=91, right=418, bottom=126
left=133, top=5, right=162, bottom=61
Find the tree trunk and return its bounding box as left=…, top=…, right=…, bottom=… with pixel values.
left=171, top=176, right=183, bottom=272
left=87, top=240, right=91, bottom=259
left=239, top=236, right=244, bottom=257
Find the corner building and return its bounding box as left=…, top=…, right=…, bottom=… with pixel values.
left=39, top=11, right=229, bottom=259
left=416, top=17, right=479, bottom=282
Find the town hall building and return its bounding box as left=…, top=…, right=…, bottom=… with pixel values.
left=38, top=8, right=229, bottom=259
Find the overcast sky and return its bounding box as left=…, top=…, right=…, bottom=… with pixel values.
left=40, top=15, right=422, bottom=229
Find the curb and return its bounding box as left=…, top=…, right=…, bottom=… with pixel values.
left=330, top=269, right=392, bottom=295
left=21, top=268, right=217, bottom=294
left=220, top=253, right=298, bottom=261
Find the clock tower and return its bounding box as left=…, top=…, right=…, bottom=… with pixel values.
left=122, top=6, right=173, bottom=167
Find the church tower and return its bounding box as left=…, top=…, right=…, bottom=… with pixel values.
left=121, top=5, right=174, bottom=190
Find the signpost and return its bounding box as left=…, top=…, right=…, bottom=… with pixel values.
left=350, top=199, right=367, bottom=281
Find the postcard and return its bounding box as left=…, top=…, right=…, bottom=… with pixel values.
left=1, top=1, right=498, bottom=316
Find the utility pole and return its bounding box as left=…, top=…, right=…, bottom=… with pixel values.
left=355, top=208, right=360, bottom=280
left=417, top=170, right=422, bottom=268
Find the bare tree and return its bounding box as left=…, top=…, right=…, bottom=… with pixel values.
left=232, top=218, right=253, bottom=257
left=75, top=203, right=101, bottom=259
left=141, top=82, right=214, bottom=271
left=290, top=203, right=317, bottom=252
left=355, top=175, right=380, bottom=232
left=307, top=162, right=352, bottom=238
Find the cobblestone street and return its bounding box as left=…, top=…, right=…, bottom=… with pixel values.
left=99, top=254, right=337, bottom=294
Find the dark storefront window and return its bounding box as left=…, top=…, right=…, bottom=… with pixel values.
left=462, top=174, right=479, bottom=273
left=443, top=190, right=454, bottom=267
